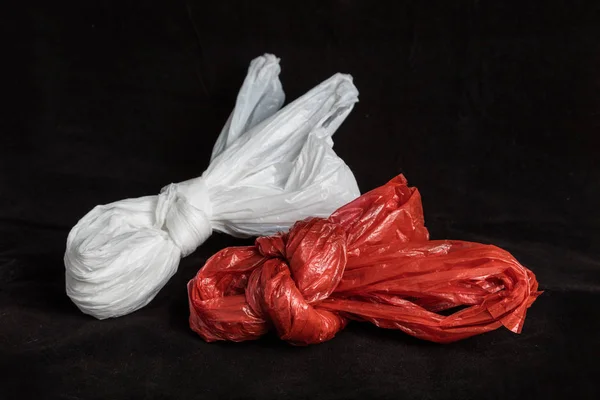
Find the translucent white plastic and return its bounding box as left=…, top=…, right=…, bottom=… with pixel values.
left=65, top=54, right=361, bottom=319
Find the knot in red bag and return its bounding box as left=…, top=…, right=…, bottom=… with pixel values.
left=188, top=175, right=541, bottom=345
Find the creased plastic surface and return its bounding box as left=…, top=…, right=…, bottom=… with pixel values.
left=65, top=54, right=360, bottom=319
left=188, top=175, right=542, bottom=345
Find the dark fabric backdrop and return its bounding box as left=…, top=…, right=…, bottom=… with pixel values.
left=2, top=1, right=599, bottom=399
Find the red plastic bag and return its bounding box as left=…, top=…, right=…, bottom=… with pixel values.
left=188, top=175, right=541, bottom=345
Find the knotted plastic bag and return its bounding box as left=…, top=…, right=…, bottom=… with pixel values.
left=188, top=175, right=541, bottom=344
left=65, top=54, right=361, bottom=319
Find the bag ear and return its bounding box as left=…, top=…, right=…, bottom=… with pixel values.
left=205, top=72, right=360, bottom=237
left=210, top=54, right=285, bottom=162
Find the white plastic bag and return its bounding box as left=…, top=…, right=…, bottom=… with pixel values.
left=65, top=54, right=361, bottom=319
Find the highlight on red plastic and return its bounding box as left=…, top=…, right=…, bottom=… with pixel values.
left=187, top=175, right=542, bottom=345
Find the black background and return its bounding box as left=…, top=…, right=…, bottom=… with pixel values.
left=2, top=1, right=599, bottom=399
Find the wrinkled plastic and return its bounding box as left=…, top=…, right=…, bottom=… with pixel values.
left=65, top=54, right=361, bottom=319
left=188, top=175, right=541, bottom=345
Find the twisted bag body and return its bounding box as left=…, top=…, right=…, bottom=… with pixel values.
left=65, top=54, right=361, bottom=319
left=188, top=175, right=542, bottom=345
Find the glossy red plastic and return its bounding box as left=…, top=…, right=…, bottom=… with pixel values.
left=188, top=175, right=541, bottom=345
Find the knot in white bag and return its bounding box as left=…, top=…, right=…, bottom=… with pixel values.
left=65, top=54, right=361, bottom=319
left=155, top=178, right=213, bottom=257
